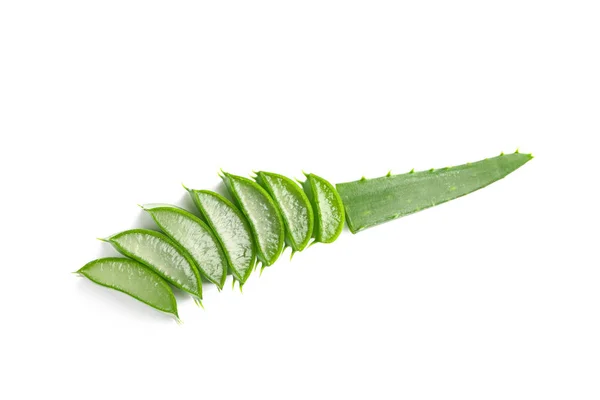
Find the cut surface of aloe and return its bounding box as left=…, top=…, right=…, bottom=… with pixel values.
left=336, top=152, right=533, bottom=233
left=78, top=257, right=178, bottom=318
left=142, top=204, right=228, bottom=290
left=302, top=173, right=345, bottom=243
left=188, top=189, right=256, bottom=284
left=222, top=172, right=284, bottom=266
left=103, top=229, right=202, bottom=298
left=256, top=171, right=314, bottom=252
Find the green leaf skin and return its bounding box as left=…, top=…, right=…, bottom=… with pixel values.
left=336, top=151, right=533, bottom=233
left=78, top=258, right=179, bottom=318
left=141, top=204, right=228, bottom=290
left=302, top=173, right=345, bottom=243
left=255, top=171, right=314, bottom=252
left=103, top=229, right=203, bottom=299
left=222, top=172, right=285, bottom=266
left=187, top=189, right=256, bottom=285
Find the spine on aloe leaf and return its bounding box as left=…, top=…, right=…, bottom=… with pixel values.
left=78, top=151, right=532, bottom=318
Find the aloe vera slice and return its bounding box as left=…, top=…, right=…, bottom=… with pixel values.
left=77, top=258, right=178, bottom=318
left=336, top=151, right=533, bottom=233
left=187, top=189, right=256, bottom=285
left=255, top=171, right=314, bottom=252
left=141, top=204, right=228, bottom=290
left=222, top=172, right=285, bottom=266
left=302, top=173, right=345, bottom=243
left=102, top=229, right=202, bottom=299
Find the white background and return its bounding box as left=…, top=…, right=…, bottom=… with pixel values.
left=1, top=1, right=599, bottom=399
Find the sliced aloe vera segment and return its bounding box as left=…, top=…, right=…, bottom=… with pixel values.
left=222, top=172, right=285, bottom=266
left=102, top=229, right=202, bottom=299
left=255, top=171, right=313, bottom=252
left=77, top=257, right=178, bottom=318
left=187, top=189, right=256, bottom=284
left=336, top=151, right=533, bottom=233
left=302, top=173, right=345, bottom=243
left=142, top=204, right=228, bottom=290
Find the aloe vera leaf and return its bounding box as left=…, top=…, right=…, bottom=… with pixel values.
left=77, top=258, right=178, bottom=318
left=302, top=173, right=345, bottom=243
left=187, top=189, right=256, bottom=285
left=222, top=172, right=285, bottom=266
left=255, top=171, right=314, bottom=252
left=141, top=204, right=228, bottom=290
left=102, top=229, right=202, bottom=299
left=336, top=151, right=533, bottom=233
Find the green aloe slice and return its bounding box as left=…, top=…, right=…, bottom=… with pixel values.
left=77, top=257, right=178, bottom=318
left=141, top=204, right=228, bottom=290
left=102, top=229, right=202, bottom=299
left=255, top=171, right=314, bottom=252
left=222, top=172, right=285, bottom=266
left=302, top=173, right=345, bottom=243
left=336, top=151, right=533, bottom=233
left=187, top=189, right=256, bottom=285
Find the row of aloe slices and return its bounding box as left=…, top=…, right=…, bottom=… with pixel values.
left=77, top=171, right=344, bottom=319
